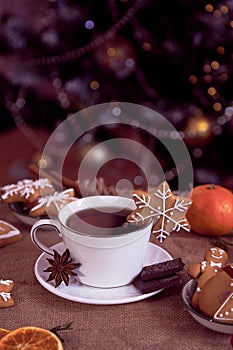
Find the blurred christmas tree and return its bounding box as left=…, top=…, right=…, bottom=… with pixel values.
left=0, top=0, right=233, bottom=189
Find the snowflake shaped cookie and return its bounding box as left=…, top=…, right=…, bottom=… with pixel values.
left=127, top=181, right=192, bottom=242
left=0, top=178, right=54, bottom=203
left=29, top=188, right=77, bottom=216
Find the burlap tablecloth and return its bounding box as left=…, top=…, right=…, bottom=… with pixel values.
left=0, top=128, right=232, bottom=350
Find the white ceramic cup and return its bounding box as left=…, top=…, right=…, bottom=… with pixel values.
left=30, top=195, right=153, bottom=288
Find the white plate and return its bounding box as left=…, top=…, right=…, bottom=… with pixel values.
left=181, top=279, right=233, bottom=334
left=34, top=242, right=172, bottom=305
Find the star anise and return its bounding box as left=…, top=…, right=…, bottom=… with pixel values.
left=44, top=249, right=80, bottom=287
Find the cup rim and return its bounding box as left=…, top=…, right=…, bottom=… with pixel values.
left=57, top=195, right=153, bottom=238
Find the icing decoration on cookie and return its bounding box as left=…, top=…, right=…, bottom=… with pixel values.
left=214, top=292, right=233, bottom=323
left=187, top=246, right=228, bottom=310
left=0, top=178, right=54, bottom=203
left=0, top=279, right=14, bottom=308
left=127, top=181, right=192, bottom=242
left=0, top=279, right=14, bottom=292
left=197, top=266, right=233, bottom=322
left=0, top=292, right=11, bottom=302
left=188, top=247, right=228, bottom=279
left=0, top=292, right=14, bottom=307
left=29, top=189, right=77, bottom=216
left=0, top=279, right=13, bottom=286
left=0, top=220, right=22, bottom=248
left=0, top=222, right=20, bottom=238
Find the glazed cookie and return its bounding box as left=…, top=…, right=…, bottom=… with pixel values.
left=0, top=292, right=14, bottom=308
left=127, top=181, right=191, bottom=242
left=0, top=178, right=55, bottom=204
left=29, top=188, right=77, bottom=217
left=0, top=279, right=14, bottom=293
left=198, top=264, right=233, bottom=323
left=187, top=247, right=228, bottom=309
left=0, top=221, right=22, bottom=248
left=0, top=278, right=14, bottom=308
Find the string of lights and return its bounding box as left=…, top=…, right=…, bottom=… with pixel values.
left=0, top=0, right=233, bottom=188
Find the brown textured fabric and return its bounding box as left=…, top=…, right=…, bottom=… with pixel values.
left=0, top=129, right=233, bottom=350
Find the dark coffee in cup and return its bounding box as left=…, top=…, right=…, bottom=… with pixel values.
left=65, top=207, right=137, bottom=236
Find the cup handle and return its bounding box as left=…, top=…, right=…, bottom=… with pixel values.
left=30, top=219, right=62, bottom=256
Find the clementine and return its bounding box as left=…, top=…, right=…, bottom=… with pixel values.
left=0, top=326, right=64, bottom=350
left=187, top=184, right=233, bottom=236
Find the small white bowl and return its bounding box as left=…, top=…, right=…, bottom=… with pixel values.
left=9, top=202, right=47, bottom=226
left=181, top=279, right=233, bottom=334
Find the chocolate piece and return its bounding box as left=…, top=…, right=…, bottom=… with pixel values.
left=141, top=258, right=185, bottom=281
left=133, top=274, right=182, bottom=294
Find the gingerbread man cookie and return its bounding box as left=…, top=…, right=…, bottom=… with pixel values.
left=198, top=264, right=233, bottom=323
left=187, top=247, right=228, bottom=309
left=0, top=221, right=22, bottom=248
left=0, top=279, right=14, bottom=308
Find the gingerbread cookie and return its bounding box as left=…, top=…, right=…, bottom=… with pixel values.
left=127, top=181, right=192, bottom=242
left=29, top=188, right=77, bottom=216
left=0, top=221, right=22, bottom=248
left=0, top=279, right=14, bottom=292
left=187, top=246, right=228, bottom=309
left=198, top=264, right=233, bottom=323
left=0, top=293, right=14, bottom=308
left=0, top=178, right=55, bottom=204
left=0, top=278, right=14, bottom=308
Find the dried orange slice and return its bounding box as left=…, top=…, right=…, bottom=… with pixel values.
left=0, top=326, right=64, bottom=350
left=0, top=328, right=10, bottom=340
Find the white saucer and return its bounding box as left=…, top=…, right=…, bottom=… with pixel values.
left=34, top=242, right=172, bottom=305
